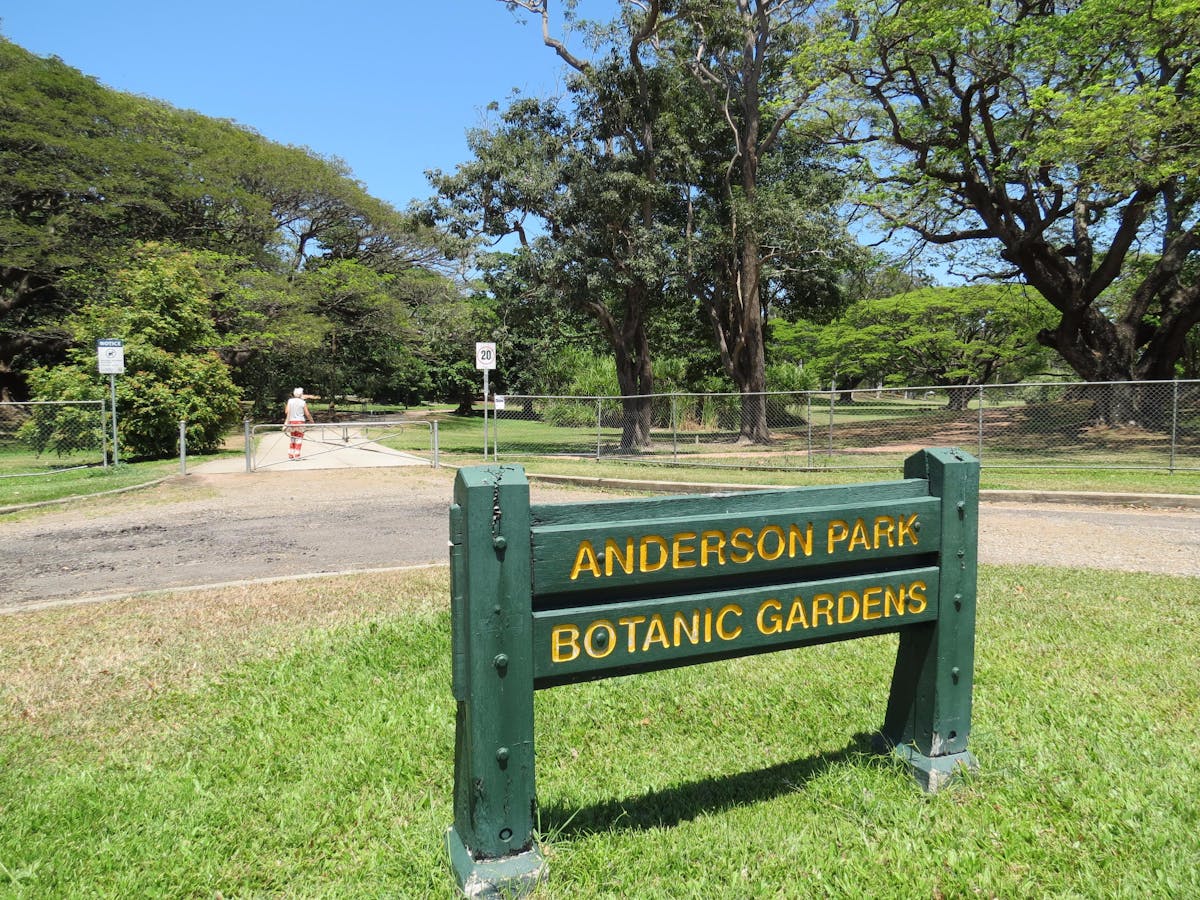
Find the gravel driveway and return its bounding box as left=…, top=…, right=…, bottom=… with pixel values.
left=2, top=467, right=1197, bottom=613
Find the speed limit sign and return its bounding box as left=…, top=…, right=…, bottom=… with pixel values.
left=475, top=342, right=496, bottom=370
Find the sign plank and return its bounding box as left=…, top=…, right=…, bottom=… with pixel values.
left=531, top=495, right=940, bottom=599
left=532, top=566, right=940, bottom=686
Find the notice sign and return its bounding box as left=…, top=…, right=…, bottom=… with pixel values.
left=97, top=339, right=125, bottom=374
left=475, top=341, right=496, bottom=370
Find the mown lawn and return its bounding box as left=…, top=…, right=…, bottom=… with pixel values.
left=1, top=565, right=1197, bottom=897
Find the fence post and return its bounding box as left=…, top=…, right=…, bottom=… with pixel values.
left=671, top=395, right=678, bottom=463
left=179, top=420, right=187, bottom=475
left=828, top=382, right=836, bottom=462
left=432, top=421, right=440, bottom=469
left=1170, top=380, right=1179, bottom=475
left=244, top=418, right=253, bottom=473
left=977, top=385, right=985, bottom=462
left=596, top=398, right=602, bottom=461
left=806, top=393, right=813, bottom=469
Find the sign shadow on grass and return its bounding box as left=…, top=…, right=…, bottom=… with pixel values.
left=536, top=731, right=881, bottom=838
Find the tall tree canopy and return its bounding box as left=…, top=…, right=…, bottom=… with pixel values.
left=469, top=0, right=856, bottom=443
left=839, top=0, right=1200, bottom=418
left=0, top=36, right=459, bottom=421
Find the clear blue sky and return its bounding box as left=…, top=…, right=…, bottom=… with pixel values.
left=1, top=1, right=614, bottom=212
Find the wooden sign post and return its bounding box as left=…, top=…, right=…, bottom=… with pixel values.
left=446, top=448, right=979, bottom=896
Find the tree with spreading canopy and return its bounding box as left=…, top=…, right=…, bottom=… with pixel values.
left=777, top=284, right=1057, bottom=405
left=1, top=36, right=459, bottom=428
left=837, top=0, right=1200, bottom=421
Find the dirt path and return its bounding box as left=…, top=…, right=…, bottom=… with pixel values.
left=2, top=468, right=1197, bottom=613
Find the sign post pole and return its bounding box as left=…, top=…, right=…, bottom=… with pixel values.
left=97, top=339, right=124, bottom=465
left=475, top=342, right=496, bottom=461
left=109, top=373, right=119, bottom=465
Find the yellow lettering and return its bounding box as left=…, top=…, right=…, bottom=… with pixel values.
left=704, top=608, right=713, bottom=642
left=848, top=519, right=871, bottom=552
left=569, top=541, right=601, bottom=580
left=716, top=604, right=743, bottom=640
left=640, top=535, right=668, bottom=572
left=907, top=580, right=928, bottom=614
left=812, top=593, right=835, bottom=627
left=884, top=585, right=905, bottom=617
left=898, top=513, right=919, bottom=546
left=584, top=620, right=616, bottom=659
left=618, top=615, right=646, bottom=652
left=757, top=525, right=785, bottom=561
left=874, top=516, right=896, bottom=549
left=673, top=532, right=698, bottom=569
left=551, top=624, right=580, bottom=663
left=729, top=527, right=755, bottom=564
left=862, top=586, right=883, bottom=620
left=605, top=538, right=634, bottom=576
left=700, top=530, right=727, bottom=567
left=789, top=523, right=813, bottom=558
left=757, top=599, right=783, bottom=635
left=838, top=590, right=861, bottom=624
left=827, top=520, right=850, bottom=554
left=674, top=610, right=701, bottom=645
left=784, top=598, right=810, bottom=631
left=643, top=614, right=670, bottom=650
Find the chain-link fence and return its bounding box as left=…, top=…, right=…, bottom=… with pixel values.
left=0, top=400, right=109, bottom=477
left=491, top=380, right=1200, bottom=473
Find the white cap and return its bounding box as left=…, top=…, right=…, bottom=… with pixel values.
left=293, top=388, right=304, bottom=397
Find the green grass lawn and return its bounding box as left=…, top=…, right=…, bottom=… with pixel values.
left=0, top=458, right=187, bottom=509
left=1, top=565, right=1196, bottom=897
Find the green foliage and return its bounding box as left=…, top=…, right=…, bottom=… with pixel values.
left=25, top=244, right=242, bottom=457
left=790, top=284, right=1057, bottom=393
left=839, top=0, right=1200, bottom=384
left=15, top=400, right=103, bottom=457
left=0, top=36, right=457, bottom=414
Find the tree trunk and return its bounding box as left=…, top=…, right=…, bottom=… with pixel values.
left=733, top=233, right=770, bottom=444
left=947, top=386, right=974, bottom=411
left=613, top=321, right=654, bottom=453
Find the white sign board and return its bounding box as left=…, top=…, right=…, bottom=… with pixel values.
left=475, top=341, right=497, bottom=371
left=97, top=339, right=125, bottom=375
left=494, top=395, right=506, bottom=411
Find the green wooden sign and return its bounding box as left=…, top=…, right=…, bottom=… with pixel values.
left=446, top=448, right=979, bottom=897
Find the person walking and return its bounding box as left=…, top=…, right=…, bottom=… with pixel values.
left=284, top=388, right=315, bottom=459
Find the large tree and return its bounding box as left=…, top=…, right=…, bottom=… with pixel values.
left=443, top=1, right=687, bottom=450
left=1, top=37, right=458, bottom=412
left=812, top=284, right=1057, bottom=405
left=669, top=0, right=853, bottom=441
left=500, top=0, right=854, bottom=444
left=840, top=0, right=1200, bottom=421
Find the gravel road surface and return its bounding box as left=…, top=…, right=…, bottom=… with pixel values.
left=2, top=467, right=1197, bottom=613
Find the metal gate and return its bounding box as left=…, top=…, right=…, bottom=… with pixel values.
left=245, top=419, right=439, bottom=472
